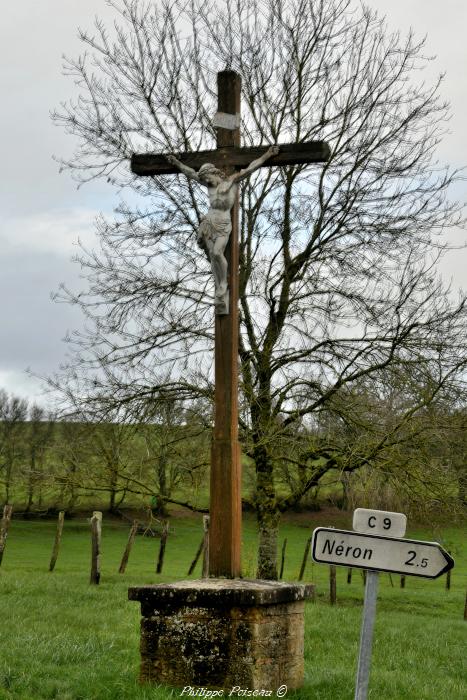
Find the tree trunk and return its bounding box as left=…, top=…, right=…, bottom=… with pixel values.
left=253, top=440, right=280, bottom=580
left=66, top=461, right=78, bottom=513
left=25, top=448, right=38, bottom=515
left=5, top=460, right=12, bottom=504
left=458, top=471, right=467, bottom=507
left=108, top=462, right=118, bottom=514
left=341, top=472, right=351, bottom=511
left=38, top=477, right=43, bottom=508
left=155, top=451, right=169, bottom=516
left=256, top=517, right=278, bottom=581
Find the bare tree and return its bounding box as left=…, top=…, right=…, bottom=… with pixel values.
left=283, top=365, right=467, bottom=516
left=24, top=404, right=55, bottom=514
left=139, top=400, right=210, bottom=515
left=0, top=390, right=28, bottom=504
left=54, top=418, right=94, bottom=513
left=90, top=420, right=136, bottom=513
left=50, top=0, right=467, bottom=577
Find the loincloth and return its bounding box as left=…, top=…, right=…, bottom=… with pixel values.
left=199, top=210, right=232, bottom=242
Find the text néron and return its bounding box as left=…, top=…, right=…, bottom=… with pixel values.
left=322, top=539, right=373, bottom=561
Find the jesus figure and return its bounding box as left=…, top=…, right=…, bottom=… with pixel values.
left=166, top=145, right=279, bottom=314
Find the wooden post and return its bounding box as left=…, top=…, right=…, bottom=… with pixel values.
left=330, top=565, right=337, bottom=605
left=400, top=575, right=406, bottom=589
left=49, top=511, right=65, bottom=572
left=209, top=71, right=242, bottom=578
left=279, top=538, right=287, bottom=579
left=347, top=568, right=352, bottom=584
left=90, top=511, right=102, bottom=584
left=188, top=537, right=205, bottom=576
left=445, top=551, right=451, bottom=590
left=202, top=515, right=210, bottom=578
left=0, top=504, right=13, bottom=567
left=464, top=589, right=467, bottom=621
left=119, top=520, right=139, bottom=574
left=156, top=520, right=169, bottom=574
left=298, top=537, right=312, bottom=581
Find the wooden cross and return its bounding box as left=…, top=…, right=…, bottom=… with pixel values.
left=131, top=70, right=330, bottom=578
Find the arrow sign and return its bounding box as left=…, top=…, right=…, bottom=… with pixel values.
left=312, top=527, right=454, bottom=579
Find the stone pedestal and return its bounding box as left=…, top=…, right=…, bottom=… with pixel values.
left=128, top=579, right=314, bottom=691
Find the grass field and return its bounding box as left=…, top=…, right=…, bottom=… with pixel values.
left=0, top=510, right=465, bottom=700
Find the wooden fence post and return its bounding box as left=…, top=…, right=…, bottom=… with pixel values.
left=49, top=511, right=65, bottom=572
left=90, top=511, right=102, bottom=585
left=330, top=565, right=337, bottom=605
left=279, top=538, right=287, bottom=579
left=202, top=515, right=210, bottom=578
left=347, top=568, right=352, bottom=584
left=0, top=505, right=13, bottom=567
left=400, top=575, right=406, bottom=589
left=156, top=520, right=169, bottom=574
left=188, top=537, right=205, bottom=576
left=298, top=537, right=312, bottom=581
left=445, top=552, right=451, bottom=590
left=119, top=520, right=139, bottom=574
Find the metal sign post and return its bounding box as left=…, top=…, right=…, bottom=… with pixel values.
left=354, top=509, right=400, bottom=700
left=354, top=570, right=379, bottom=700
left=311, top=508, right=455, bottom=700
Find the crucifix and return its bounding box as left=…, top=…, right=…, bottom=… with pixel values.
left=131, top=70, right=330, bottom=578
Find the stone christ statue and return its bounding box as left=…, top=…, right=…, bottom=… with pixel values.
left=166, top=145, right=279, bottom=314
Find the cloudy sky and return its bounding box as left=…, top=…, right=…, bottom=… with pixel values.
left=1, top=0, right=466, bottom=404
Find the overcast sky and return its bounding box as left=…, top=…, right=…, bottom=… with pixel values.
left=1, top=0, right=466, bottom=404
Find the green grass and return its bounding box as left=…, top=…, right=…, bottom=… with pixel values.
left=0, top=512, right=465, bottom=699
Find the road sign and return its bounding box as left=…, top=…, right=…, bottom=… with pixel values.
left=312, top=527, right=454, bottom=579
left=311, top=511, right=456, bottom=700
left=353, top=508, right=406, bottom=538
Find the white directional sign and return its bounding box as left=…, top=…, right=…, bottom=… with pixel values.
left=353, top=508, right=407, bottom=538
left=312, top=527, right=454, bottom=579
left=312, top=511, right=456, bottom=700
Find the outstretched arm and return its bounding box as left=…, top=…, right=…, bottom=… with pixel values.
left=166, top=154, right=200, bottom=182
left=230, top=145, right=280, bottom=183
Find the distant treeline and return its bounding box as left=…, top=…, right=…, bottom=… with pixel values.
left=1, top=388, right=466, bottom=519
left=0, top=389, right=210, bottom=515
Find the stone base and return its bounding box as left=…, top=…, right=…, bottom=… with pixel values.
left=128, top=579, right=314, bottom=691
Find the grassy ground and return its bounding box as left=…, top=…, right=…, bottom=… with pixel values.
left=0, top=511, right=465, bottom=700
